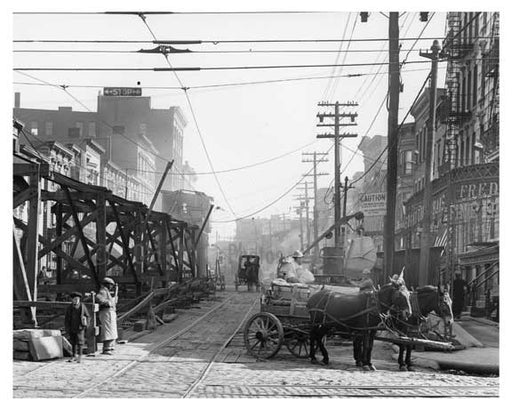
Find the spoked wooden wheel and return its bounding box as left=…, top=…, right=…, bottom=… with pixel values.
left=284, top=329, right=310, bottom=358
left=244, top=312, right=284, bottom=359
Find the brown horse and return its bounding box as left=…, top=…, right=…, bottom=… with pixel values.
left=394, top=285, right=453, bottom=371
left=307, top=281, right=412, bottom=371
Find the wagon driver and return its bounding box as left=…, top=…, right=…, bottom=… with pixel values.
left=286, top=250, right=315, bottom=284
left=96, top=277, right=118, bottom=355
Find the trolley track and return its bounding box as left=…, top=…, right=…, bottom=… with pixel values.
left=73, top=292, right=259, bottom=398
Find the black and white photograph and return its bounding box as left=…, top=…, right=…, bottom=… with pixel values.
left=5, top=0, right=507, bottom=401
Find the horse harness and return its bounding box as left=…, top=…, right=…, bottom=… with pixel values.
left=309, top=287, right=401, bottom=332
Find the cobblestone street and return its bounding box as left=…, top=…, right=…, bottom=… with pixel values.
left=13, top=291, right=499, bottom=398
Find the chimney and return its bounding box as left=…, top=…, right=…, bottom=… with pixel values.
left=14, top=92, right=20, bottom=108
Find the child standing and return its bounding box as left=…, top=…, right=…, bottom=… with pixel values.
left=64, top=291, right=90, bottom=363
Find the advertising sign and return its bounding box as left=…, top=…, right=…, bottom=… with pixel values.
left=360, top=192, right=386, bottom=216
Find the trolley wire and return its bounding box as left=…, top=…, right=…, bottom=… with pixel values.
left=137, top=13, right=237, bottom=217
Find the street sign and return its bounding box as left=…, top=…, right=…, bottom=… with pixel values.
left=359, top=192, right=386, bottom=216
left=103, top=87, right=142, bottom=97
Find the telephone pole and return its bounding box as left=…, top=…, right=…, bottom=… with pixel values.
left=295, top=181, right=312, bottom=250
left=302, top=152, right=329, bottom=264
left=383, top=12, right=401, bottom=279
left=418, top=39, right=442, bottom=286
left=317, top=101, right=358, bottom=248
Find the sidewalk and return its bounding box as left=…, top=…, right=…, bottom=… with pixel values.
left=393, top=315, right=499, bottom=375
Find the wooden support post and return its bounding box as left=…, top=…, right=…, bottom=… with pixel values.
left=25, top=167, right=41, bottom=314
left=96, top=192, right=107, bottom=281
left=13, top=230, right=36, bottom=325
left=63, top=187, right=99, bottom=286
left=134, top=211, right=144, bottom=296
left=109, top=200, right=138, bottom=282
left=178, top=229, right=185, bottom=282
left=159, top=218, right=168, bottom=286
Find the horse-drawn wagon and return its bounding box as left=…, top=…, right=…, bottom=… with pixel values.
left=243, top=279, right=314, bottom=359
left=235, top=255, right=260, bottom=291
left=243, top=276, right=454, bottom=370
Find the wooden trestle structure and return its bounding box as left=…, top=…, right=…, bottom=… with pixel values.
left=13, top=161, right=200, bottom=328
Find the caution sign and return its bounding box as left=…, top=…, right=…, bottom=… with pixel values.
left=360, top=192, right=386, bottom=216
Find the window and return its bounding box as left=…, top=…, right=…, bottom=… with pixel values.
left=473, top=64, right=478, bottom=107
left=75, top=122, right=83, bottom=137
left=404, top=151, right=413, bottom=175
left=30, top=121, right=38, bottom=136
left=45, top=121, right=53, bottom=136
left=88, top=122, right=96, bottom=137
left=467, top=68, right=472, bottom=109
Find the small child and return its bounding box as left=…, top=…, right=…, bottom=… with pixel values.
left=64, top=292, right=90, bottom=363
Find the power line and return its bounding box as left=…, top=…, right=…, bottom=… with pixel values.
left=14, top=71, right=196, bottom=188
left=13, top=60, right=435, bottom=72
left=12, top=66, right=433, bottom=92
left=13, top=36, right=460, bottom=44
left=211, top=144, right=335, bottom=223
left=13, top=11, right=338, bottom=15
left=13, top=47, right=431, bottom=54
left=137, top=13, right=237, bottom=217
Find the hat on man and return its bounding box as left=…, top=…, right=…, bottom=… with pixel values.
left=101, top=277, right=115, bottom=285
left=292, top=250, right=304, bottom=258
left=70, top=291, right=83, bottom=299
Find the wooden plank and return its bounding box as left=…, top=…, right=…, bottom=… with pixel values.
left=12, top=231, right=36, bottom=324
left=39, top=210, right=98, bottom=258
left=96, top=192, right=107, bottom=279
left=117, top=291, right=154, bottom=322
left=63, top=186, right=98, bottom=285
left=13, top=187, right=38, bottom=209
left=14, top=301, right=98, bottom=312
left=25, top=169, right=41, bottom=310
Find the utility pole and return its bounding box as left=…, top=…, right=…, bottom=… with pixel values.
left=295, top=182, right=311, bottom=250
left=295, top=206, right=304, bottom=249
left=302, top=151, right=329, bottom=264
left=383, top=12, right=400, bottom=279
left=340, top=176, right=351, bottom=255
left=418, top=40, right=442, bottom=286
left=317, top=101, right=358, bottom=248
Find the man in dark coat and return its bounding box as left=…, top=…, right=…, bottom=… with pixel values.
left=452, top=273, right=468, bottom=319
left=64, top=291, right=90, bottom=363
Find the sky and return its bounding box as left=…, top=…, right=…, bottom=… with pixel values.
left=5, top=1, right=506, bottom=243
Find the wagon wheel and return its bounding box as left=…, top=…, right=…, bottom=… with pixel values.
left=284, top=329, right=310, bottom=358
left=244, top=312, right=284, bottom=359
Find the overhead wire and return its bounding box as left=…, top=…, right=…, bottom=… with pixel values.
left=14, top=70, right=197, bottom=189
left=137, top=13, right=238, bottom=218
left=13, top=60, right=435, bottom=71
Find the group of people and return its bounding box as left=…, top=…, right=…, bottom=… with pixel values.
left=64, top=277, right=118, bottom=363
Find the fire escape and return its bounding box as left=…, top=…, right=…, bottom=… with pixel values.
left=439, top=12, right=474, bottom=284
left=481, top=13, right=500, bottom=160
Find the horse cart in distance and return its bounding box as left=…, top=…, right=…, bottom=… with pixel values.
left=235, top=254, right=260, bottom=292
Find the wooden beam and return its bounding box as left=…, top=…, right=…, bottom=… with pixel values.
left=109, top=199, right=138, bottom=282
left=13, top=187, right=38, bottom=209
left=13, top=230, right=37, bottom=325
left=117, top=291, right=154, bottom=322
left=39, top=210, right=98, bottom=258
left=25, top=167, right=41, bottom=305
left=63, top=186, right=99, bottom=286
left=14, top=300, right=98, bottom=312
left=96, top=192, right=107, bottom=280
